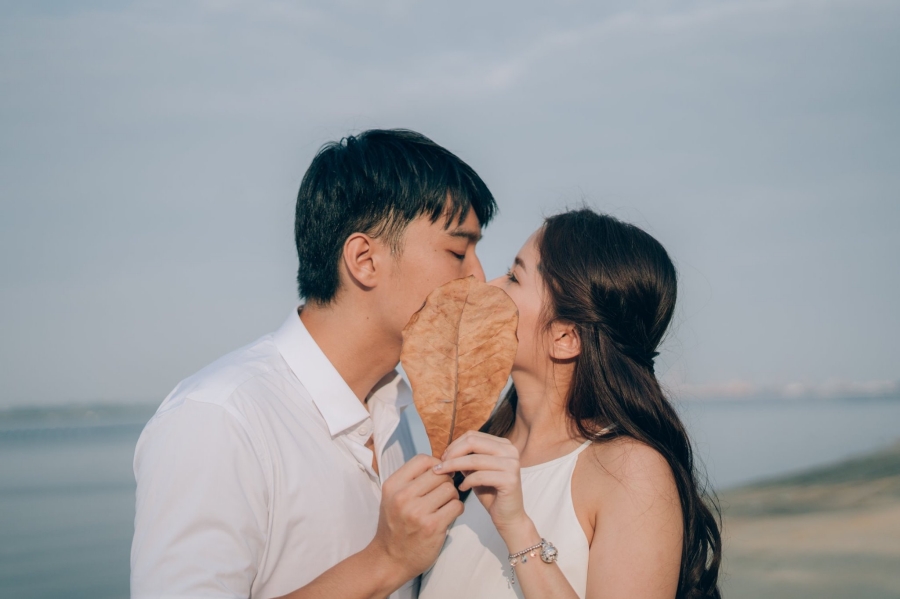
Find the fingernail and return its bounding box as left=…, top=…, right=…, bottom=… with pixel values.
left=433, top=462, right=443, bottom=472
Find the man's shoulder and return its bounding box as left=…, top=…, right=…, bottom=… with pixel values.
left=136, top=333, right=302, bottom=463
left=155, top=333, right=291, bottom=418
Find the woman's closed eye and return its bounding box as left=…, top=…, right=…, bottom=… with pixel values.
left=505, top=268, right=518, bottom=283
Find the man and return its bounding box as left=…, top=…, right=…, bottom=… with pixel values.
left=131, top=129, right=497, bottom=598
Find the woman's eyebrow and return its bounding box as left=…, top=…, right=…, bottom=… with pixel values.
left=514, top=256, right=527, bottom=272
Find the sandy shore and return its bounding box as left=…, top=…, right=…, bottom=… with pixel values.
left=720, top=442, right=900, bottom=598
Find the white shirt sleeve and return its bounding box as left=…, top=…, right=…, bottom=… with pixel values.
left=131, top=398, right=270, bottom=599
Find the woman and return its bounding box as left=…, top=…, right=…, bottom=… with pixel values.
left=418, top=209, right=721, bottom=599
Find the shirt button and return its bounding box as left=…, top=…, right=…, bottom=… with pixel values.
left=358, top=425, right=370, bottom=436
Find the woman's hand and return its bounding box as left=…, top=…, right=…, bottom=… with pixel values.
left=433, top=430, right=531, bottom=541
left=435, top=431, right=581, bottom=599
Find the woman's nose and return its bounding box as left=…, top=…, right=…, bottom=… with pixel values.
left=468, top=254, right=486, bottom=283
left=487, top=275, right=505, bottom=288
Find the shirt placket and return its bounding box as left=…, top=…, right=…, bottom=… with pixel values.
left=368, top=396, right=402, bottom=486
left=341, top=417, right=382, bottom=498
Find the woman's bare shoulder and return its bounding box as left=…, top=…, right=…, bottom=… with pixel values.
left=573, top=436, right=681, bottom=539
left=587, top=436, right=675, bottom=487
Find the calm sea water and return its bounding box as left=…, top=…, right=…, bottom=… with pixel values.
left=1, top=397, right=898, bottom=598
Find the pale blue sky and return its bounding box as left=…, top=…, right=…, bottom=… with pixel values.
left=1, top=0, right=898, bottom=407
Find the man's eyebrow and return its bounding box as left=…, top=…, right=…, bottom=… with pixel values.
left=448, top=229, right=483, bottom=243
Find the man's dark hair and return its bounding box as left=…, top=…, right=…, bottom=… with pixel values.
left=294, top=129, right=497, bottom=304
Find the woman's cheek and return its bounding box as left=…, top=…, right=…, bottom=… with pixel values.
left=512, top=316, right=536, bottom=371
left=512, top=336, right=528, bottom=370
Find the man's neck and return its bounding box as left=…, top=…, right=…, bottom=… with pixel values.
left=299, top=300, right=402, bottom=404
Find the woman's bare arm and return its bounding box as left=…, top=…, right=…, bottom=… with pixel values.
left=574, top=439, right=683, bottom=599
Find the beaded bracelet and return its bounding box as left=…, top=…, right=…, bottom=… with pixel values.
left=507, top=538, right=559, bottom=586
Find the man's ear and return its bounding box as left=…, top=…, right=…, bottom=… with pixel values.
left=549, top=321, right=581, bottom=361
left=342, top=232, right=382, bottom=290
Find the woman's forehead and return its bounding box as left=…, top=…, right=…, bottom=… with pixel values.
left=518, top=231, right=541, bottom=261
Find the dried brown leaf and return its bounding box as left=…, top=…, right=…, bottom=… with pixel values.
left=400, top=276, right=519, bottom=457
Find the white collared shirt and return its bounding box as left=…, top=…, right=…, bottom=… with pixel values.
left=131, top=310, right=419, bottom=599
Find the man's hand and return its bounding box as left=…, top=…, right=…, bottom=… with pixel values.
left=275, top=454, right=463, bottom=599
left=367, top=454, right=464, bottom=583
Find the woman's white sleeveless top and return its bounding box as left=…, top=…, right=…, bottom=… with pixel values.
left=419, top=441, right=592, bottom=599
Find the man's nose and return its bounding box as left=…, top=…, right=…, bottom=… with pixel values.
left=468, top=254, right=486, bottom=283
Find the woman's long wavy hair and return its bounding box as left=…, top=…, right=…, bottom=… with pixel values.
left=483, top=209, right=722, bottom=599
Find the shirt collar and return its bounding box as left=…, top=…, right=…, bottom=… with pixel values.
left=368, top=370, right=413, bottom=410
left=272, top=308, right=410, bottom=437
